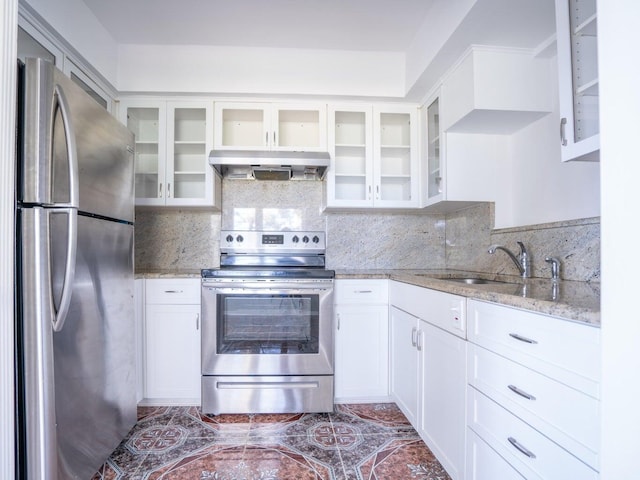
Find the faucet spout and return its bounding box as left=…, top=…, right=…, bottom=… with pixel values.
left=488, top=242, right=531, bottom=278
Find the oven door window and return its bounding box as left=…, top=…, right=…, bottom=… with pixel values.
left=217, top=294, right=320, bottom=354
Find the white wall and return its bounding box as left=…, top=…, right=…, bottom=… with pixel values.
left=599, top=0, right=640, bottom=477
left=117, top=44, right=405, bottom=97
left=493, top=55, right=600, bottom=228
left=22, top=0, right=118, bottom=85
left=405, top=0, right=476, bottom=97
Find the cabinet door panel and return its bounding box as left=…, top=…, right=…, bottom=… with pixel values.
left=419, top=321, right=466, bottom=480
left=144, top=304, right=201, bottom=401
left=123, top=103, right=167, bottom=206
left=390, top=306, right=419, bottom=424
left=166, top=102, right=215, bottom=206
left=335, top=305, right=389, bottom=400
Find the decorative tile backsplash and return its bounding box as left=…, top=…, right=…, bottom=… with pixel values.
left=135, top=180, right=600, bottom=282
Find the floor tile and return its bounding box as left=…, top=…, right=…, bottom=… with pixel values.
left=93, top=403, right=451, bottom=480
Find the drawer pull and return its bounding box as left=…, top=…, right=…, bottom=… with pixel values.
left=354, top=290, right=373, bottom=294
left=508, top=437, right=537, bottom=459
left=509, top=333, right=538, bottom=344
left=508, top=384, right=537, bottom=401
left=164, top=290, right=184, bottom=294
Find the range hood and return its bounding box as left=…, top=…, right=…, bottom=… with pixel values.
left=209, top=150, right=330, bottom=180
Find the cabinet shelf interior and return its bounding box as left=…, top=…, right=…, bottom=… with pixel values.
left=574, top=12, right=597, bottom=36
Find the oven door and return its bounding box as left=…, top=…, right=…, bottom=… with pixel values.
left=201, top=279, right=334, bottom=376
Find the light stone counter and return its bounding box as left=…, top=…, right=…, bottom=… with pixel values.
left=335, top=269, right=600, bottom=327
left=135, top=269, right=202, bottom=279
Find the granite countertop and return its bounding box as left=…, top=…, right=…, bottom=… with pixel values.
left=136, top=268, right=600, bottom=327
left=335, top=269, right=601, bottom=327
left=135, top=269, right=202, bottom=279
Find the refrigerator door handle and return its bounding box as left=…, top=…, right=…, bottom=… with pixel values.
left=53, top=84, right=79, bottom=209
left=51, top=207, right=77, bottom=332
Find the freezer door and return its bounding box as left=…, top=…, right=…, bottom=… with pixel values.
left=20, top=58, right=134, bottom=222
left=51, top=214, right=136, bottom=479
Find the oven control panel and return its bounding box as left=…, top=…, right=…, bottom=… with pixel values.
left=220, top=230, right=326, bottom=253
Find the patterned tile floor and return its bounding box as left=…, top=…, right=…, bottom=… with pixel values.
left=92, top=403, right=451, bottom=480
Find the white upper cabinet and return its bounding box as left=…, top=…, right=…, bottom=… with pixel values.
left=213, top=102, right=327, bottom=152
left=420, top=88, right=507, bottom=213
left=441, top=47, right=552, bottom=134
left=121, top=99, right=221, bottom=208
left=555, top=0, right=600, bottom=162
left=326, top=104, right=419, bottom=209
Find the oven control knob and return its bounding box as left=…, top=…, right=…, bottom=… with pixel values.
left=302, top=235, right=309, bottom=243
left=292, top=235, right=299, bottom=243
left=226, top=234, right=233, bottom=243
left=312, top=235, right=320, bottom=243
left=236, top=235, right=244, bottom=243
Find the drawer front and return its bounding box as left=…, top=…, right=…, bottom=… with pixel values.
left=469, top=344, right=599, bottom=468
left=145, top=278, right=201, bottom=304
left=467, top=300, right=600, bottom=397
left=335, top=279, right=388, bottom=305
left=390, top=281, right=466, bottom=338
left=466, top=429, right=525, bottom=480
left=467, top=386, right=598, bottom=480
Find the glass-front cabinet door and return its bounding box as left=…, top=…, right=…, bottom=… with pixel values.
left=124, top=103, right=166, bottom=206
left=426, top=96, right=442, bottom=203
left=373, top=106, right=419, bottom=208
left=326, top=104, right=418, bottom=209
left=214, top=102, right=326, bottom=152
left=327, top=106, right=373, bottom=208
left=555, top=0, right=599, bottom=162
left=121, top=99, right=219, bottom=208
left=166, top=103, right=214, bottom=206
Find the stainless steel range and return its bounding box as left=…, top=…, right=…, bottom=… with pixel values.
left=201, top=230, right=335, bottom=415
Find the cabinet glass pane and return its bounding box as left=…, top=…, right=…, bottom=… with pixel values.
left=570, top=0, right=599, bottom=141
left=335, top=111, right=366, bottom=145
left=380, top=177, right=412, bottom=201
left=222, top=109, right=265, bottom=147
left=277, top=110, right=320, bottom=148
left=380, top=113, right=411, bottom=146
left=127, top=108, right=160, bottom=199
left=335, top=177, right=367, bottom=201
left=173, top=108, right=207, bottom=200
left=427, top=98, right=441, bottom=199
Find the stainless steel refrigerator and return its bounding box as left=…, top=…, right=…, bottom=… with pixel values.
left=15, top=58, right=136, bottom=479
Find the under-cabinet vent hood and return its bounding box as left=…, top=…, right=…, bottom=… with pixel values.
left=209, top=150, right=330, bottom=180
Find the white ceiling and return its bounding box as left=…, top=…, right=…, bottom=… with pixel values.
left=81, top=0, right=435, bottom=51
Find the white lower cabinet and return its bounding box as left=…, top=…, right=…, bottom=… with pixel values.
left=466, top=299, right=601, bottom=478
left=143, top=278, right=201, bottom=405
left=334, top=280, right=389, bottom=402
left=390, top=281, right=466, bottom=480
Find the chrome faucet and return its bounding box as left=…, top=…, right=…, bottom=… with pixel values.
left=488, top=241, right=531, bottom=278
left=545, top=256, right=561, bottom=281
